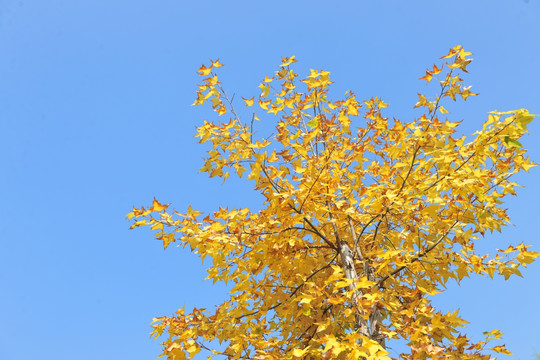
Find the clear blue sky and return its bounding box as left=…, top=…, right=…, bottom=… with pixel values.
left=1, top=1, right=539, bottom=359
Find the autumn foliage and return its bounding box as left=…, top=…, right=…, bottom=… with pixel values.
left=129, top=46, right=538, bottom=360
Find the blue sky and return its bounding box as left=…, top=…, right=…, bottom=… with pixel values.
left=1, top=1, right=539, bottom=359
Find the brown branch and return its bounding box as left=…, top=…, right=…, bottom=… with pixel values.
left=299, top=150, right=334, bottom=212
left=235, top=254, right=338, bottom=320
left=422, top=122, right=516, bottom=194
left=303, top=217, right=338, bottom=251
left=377, top=220, right=459, bottom=288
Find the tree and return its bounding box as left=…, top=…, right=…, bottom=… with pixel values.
left=129, top=46, right=538, bottom=360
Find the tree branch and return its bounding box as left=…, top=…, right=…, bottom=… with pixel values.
left=377, top=220, right=459, bottom=288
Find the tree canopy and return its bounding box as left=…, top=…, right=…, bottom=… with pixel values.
left=129, top=46, right=537, bottom=360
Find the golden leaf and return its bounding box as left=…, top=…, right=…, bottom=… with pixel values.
left=242, top=96, right=254, bottom=106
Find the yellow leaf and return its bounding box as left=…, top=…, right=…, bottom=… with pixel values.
left=217, top=104, right=226, bottom=115
left=362, top=337, right=388, bottom=357
left=323, top=335, right=343, bottom=356
left=242, top=97, right=254, bottom=106
left=162, top=233, right=175, bottom=249
left=150, top=222, right=164, bottom=231
left=280, top=55, right=297, bottom=67
left=441, top=45, right=462, bottom=59
left=335, top=278, right=355, bottom=288
left=152, top=198, right=169, bottom=212
left=517, top=250, right=539, bottom=266
left=211, top=97, right=221, bottom=108
left=259, top=83, right=271, bottom=97
left=210, top=59, right=224, bottom=68
left=197, top=65, right=211, bottom=76
left=130, top=219, right=147, bottom=229
left=292, top=348, right=308, bottom=357
left=259, top=99, right=271, bottom=110
left=483, top=329, right=503, bottom=339
left=299, top=296, right=313, bottom=304
left=185, top=340, right=200, bottom=358
left=491, top=345, right=512, bottom=355
left=419, top=72, right=432, bottom=83
left=514, top=109, right=537, bottom=130
left=414, top=93, right=427, bottom=108
left=187, top=204, right=202, bottom=220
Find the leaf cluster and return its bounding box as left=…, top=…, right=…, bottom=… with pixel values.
left=129, top=46, right=537, bottom=360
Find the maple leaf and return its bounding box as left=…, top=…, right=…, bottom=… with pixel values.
left=197, top=64, right=212, bottom=76
left=280, top=55, right=297, bottom=67
left=241, top=96, right=254, bottom=106
left=491, top=345, right=513, bottom=355
left=210, top=59, right=224, bottom=68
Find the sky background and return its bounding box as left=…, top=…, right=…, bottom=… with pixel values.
left=1, top=1, right=539, bottom=359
